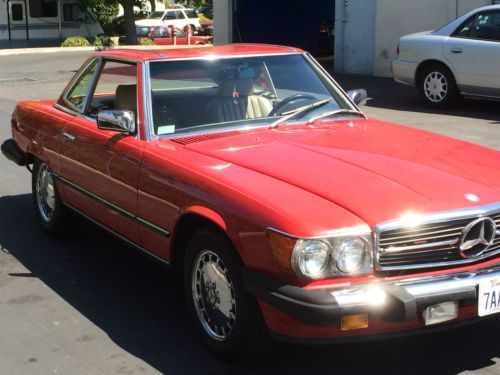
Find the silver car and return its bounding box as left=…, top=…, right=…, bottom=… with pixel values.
left=393, top=5, right=500, bottom=108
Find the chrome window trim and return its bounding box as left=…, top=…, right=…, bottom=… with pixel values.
left=143, top=61, right=155, bottom=141
left=374, top=202, right=500, bottom=271
left=60, top=56, right=103, bottom=113
left=145, top=52, right=358, bottom=140
left=145, top=51, right=301, bottom=63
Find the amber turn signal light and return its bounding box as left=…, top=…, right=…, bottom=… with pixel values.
left=266, top=230, right=297, bottom=274
left=341, top=314, right=369, bottom=331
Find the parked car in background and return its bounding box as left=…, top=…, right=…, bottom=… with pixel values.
left=112, top=11, right=150, bottom=36
left=393, top=5, right=500, bottom=108
left=3, top=44, right=500, bottom=361
left=151, top=26, right=212, bottom=45
left=135, top=5, right=201, bottom=35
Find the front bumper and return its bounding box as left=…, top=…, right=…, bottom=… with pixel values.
left=243, top=263, right=500, bottom=327
left=1, top=139, right=26, bottom=166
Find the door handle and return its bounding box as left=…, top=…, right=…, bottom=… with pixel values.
left=450, top=48, right=463, bottom=54
left=62, top=132, right=76, bottom=142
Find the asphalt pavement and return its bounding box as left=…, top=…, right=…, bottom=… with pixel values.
left=0, top=51, right=499, bottom=375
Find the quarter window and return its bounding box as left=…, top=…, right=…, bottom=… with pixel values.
left=65, top=59, right=99, bottom=112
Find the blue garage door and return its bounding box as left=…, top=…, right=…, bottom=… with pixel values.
left=233, top=0, right=335, bottom=56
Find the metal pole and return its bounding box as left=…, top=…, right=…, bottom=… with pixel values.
left=7, top=0, right=12, bottom=41
left=24, top=0, right=29, bottom=40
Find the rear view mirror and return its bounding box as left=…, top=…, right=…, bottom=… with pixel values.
left=97, top=110, right=135, bottom=133
left=347, top=89, right=368, bottom=106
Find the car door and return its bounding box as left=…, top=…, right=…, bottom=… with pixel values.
left=444, top=9, right=500, bottom=97
left=58, top=58, right=145, bottom=244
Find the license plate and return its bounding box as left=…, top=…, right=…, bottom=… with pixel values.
left=478, top=276, right=500, bottom=317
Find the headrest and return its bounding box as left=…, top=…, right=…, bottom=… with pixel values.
left=115, top=84, right=137, bottom=112
left=218, top=79, right=254, bottom=97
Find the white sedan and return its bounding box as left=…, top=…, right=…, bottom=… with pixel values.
left=393, top=5, right=500, bottom=108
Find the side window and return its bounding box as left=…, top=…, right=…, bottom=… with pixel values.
left=175, top=10, right=184, bottom=19
left=65, top=59, right=99, bottom=112
left=454, top=11, right=500, bottom=41
left=165, top=11, right=176, bottom=20
left=184, top=10, right=197, bottom=19
left=453, top=16, right=474, bottom=38
left=87, top=61, right=137, bottom=116
left=63, top=4, right=81, bottom=21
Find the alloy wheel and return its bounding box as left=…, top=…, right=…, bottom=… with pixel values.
left=191, top=250, right=237, bottom=341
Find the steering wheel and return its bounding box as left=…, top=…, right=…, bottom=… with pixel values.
left=269, top=94, right=318, bottom=116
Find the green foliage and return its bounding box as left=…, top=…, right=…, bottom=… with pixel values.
left=94, top=34, right=115, bottom=47
left=83, top=0, right=119, bottom=26
left=61, top=36, right=91, bottom=47
left=137, top=37, right=154, bottom=45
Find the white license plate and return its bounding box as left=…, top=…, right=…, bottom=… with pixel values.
left=478, top=276, right=500, bottom=317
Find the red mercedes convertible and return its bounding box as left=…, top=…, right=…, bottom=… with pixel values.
left=2, top=44, right=500, bottom=360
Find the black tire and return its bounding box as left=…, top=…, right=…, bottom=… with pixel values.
left=418, top=63, right=459, bottom=108
left=32, top=159, right=74, bottom=236
left=183, top=228, right=274, bottom=361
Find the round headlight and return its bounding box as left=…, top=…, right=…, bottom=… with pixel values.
left=335, top=238, right=367, bottom=274
left=294, top=240, right=330, bottom=278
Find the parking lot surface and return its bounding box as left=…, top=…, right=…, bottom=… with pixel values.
left=0, top=52, right=499, bottom=374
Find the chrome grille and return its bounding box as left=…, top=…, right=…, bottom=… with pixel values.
left=376, top=205, right=500, bottom=271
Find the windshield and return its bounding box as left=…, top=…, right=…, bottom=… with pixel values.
left=148, top=54, right=352, bottom=136
left=148, top=11, right=164, bottom=19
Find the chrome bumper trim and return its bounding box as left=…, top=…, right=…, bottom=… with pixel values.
left=331, top=263, right=500, bottom=310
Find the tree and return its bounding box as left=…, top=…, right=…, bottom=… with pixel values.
left=80, top=0, right=141, bottom=44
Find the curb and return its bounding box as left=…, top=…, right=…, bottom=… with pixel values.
left=0, top=44, right=208, bottom=56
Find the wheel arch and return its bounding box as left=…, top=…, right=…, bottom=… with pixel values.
left=415, top=59, right=457, bottom=87
left=170, top=207, right=240, bottom=271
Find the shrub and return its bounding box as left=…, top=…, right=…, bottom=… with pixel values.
left=137, top=37, right=153, bottom=46
left=61, top=36, right=91, bottom=47
left=94, top=35, right=114, bottom=47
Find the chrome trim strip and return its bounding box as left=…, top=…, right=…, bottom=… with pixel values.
left=64, top=203, right=171, bottom=266
left=330, top=263, right=500, bottom=310
left=267, top=225, right=372, bottom=240
left=143, top=61, right=155, bottom=142
left=56, top=174, right=170, bottom=237
left=145, top=52, right=301, bottom=63
left=136, top=217, right=170, bottom=237
left=58, top=175, right=135, bottom=219
left=378, top=249, right=500, bottom=271
left=384, top=238, right=459, bottom=253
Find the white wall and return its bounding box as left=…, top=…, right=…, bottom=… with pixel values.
left=373, top=0, right=491, bottom=77
left=213, top=0, right=232, bottom=45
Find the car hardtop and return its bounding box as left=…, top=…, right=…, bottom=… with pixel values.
left=96, top=44, right=304, bottom=62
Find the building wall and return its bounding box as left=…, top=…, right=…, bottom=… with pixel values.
left=373, top=0, right=491, bottom=77
left=334, top=0, right=376, bottom=75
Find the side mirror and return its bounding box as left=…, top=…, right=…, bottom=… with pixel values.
left=97, top=110, right=135, bottom=133
left=347, top=89, right=368, bottom=106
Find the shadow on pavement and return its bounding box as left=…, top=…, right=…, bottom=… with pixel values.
left=333, top=74, right=500, bottom=125
left=1, top=194, right=500, bottom=374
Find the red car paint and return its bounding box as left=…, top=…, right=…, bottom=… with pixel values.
left=7, top=45, right=500, bottom=341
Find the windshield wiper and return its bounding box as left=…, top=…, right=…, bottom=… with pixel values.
left=306, top=109, right=366, bottom=125
left=269, top=98, right=333, bottom=129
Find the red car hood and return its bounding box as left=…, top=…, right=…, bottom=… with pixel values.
left=178, top=119, right=500, bottom=226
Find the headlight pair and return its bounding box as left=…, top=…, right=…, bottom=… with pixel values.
left=292, top=236, right=372, bottom=279
left=268, top=227, right=373, bottom=279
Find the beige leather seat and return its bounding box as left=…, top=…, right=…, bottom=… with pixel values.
left=209, top=79, right=272, bottom=123
left=115, top=84, right=137, bottom=113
